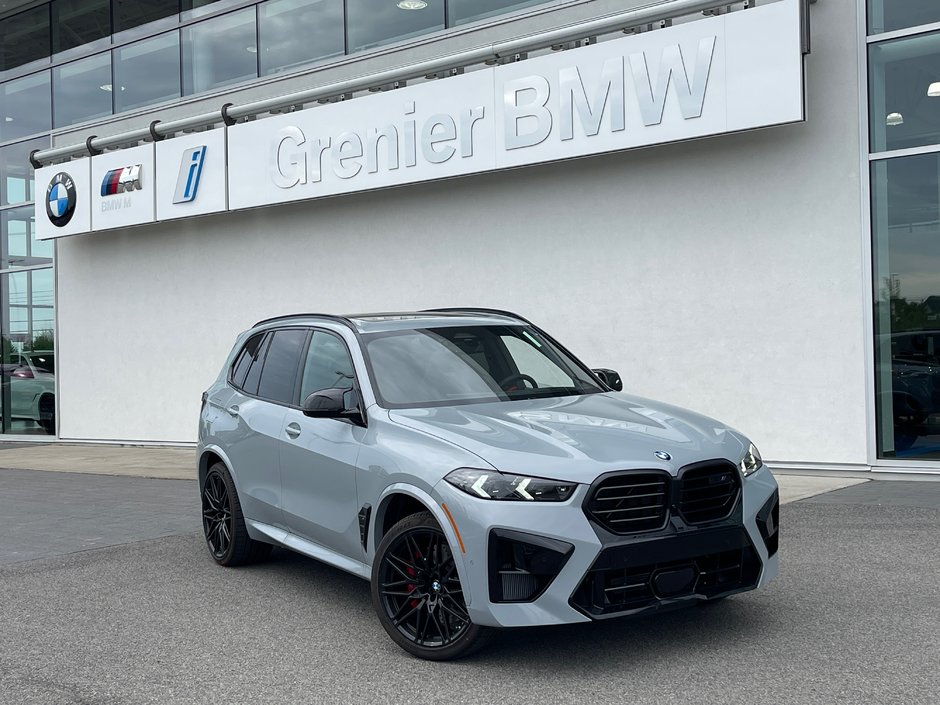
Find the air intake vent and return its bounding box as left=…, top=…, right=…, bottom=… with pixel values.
left=677, top=461, right=741, bottom=524
left=585, top=471, right=669, bottom=534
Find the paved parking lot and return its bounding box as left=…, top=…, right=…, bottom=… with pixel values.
left=1, top=469, right=938, bottom=705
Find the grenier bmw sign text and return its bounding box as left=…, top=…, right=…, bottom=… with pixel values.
left=35, top=0, right=803, bottom=240
left=270, top=36, right=716, bottom=189
left=231, top=0, right=801, bottom=210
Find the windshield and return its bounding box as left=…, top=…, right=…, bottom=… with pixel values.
left=364, top=325, right=605, bottom=408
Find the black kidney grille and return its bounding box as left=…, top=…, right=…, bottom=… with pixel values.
left=678, top=462, right=741, bottom=524
left=586, top=472, right=669, bottom=533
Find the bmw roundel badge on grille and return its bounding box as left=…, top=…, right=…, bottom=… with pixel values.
left=654, top=450, right=672, bottom=461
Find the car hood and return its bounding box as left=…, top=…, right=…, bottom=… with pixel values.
left=387, top=393, right=748, bottom=483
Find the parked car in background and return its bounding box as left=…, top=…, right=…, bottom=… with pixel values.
left=197, top=310, right=779, bottom=660
left=0, top=350, right=55, bottom=434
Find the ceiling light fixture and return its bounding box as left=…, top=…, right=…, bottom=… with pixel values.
left=928, top=81, right=940, bottom=97
left=886, top=112, right=904, bottom=126
left=397, top=0, right=427, bottom=9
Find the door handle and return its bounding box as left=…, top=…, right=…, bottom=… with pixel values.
left=225, top=405, right=239, bottom=417
left=285, top=423, right=301, bottom=439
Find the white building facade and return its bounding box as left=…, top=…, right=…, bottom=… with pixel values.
left=1, top=0, right=938, bottom=474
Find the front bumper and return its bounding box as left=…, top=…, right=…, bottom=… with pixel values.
left=432, top=464, right=779, bottom=628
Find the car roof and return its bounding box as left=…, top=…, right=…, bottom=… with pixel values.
left=252, top=309, right=529, bottom=334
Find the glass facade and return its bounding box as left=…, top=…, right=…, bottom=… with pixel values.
left=181, top=8, right=258, bottom=95
left=870, top=7, right=940, bottom=461
left=52, top=53, right=112, bottom=128
left=258, top=0, right=343, bottom=75
left=0, top=135, right=54, bottom=436
left=0, top=0, right=555, bottom=437
left=1, top=0, right=554, bottom=126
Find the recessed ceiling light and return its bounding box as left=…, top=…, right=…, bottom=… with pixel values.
left=397, top=0, right=427, bottom=9
left=3, top=116, right=12, bottom=122
left=928, top=81, right=940, bottom=97
left=886, top=112, right=904, bottom=126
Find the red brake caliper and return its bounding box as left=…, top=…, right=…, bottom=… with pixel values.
left=407, top=565, right=417, bottom=608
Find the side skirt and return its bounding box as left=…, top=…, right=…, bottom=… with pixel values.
left=246, top=519, right=371, bottom=580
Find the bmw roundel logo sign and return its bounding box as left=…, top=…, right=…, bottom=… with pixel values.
left=654, top=450, right=672, bottom=461
left=45, top=172, right=76, bottom=227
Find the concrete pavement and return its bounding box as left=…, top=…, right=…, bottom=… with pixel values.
left=0, top=442, right=872, bottom=503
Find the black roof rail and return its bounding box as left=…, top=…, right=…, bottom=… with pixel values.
left=421, top=308, right=532, bottom=324
left=252, top=312, right=356, bottom=329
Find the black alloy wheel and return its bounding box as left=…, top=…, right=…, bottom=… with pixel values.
left=372, top=512, right=488, bottom=660
left=202, top=469, right=232, bottom=560
left=201, top=462, right=271, bottom=566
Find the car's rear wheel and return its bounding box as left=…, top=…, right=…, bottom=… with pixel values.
left=372, top=511, right=488, bottom=661
left=201, top=462, right=271, bottom=566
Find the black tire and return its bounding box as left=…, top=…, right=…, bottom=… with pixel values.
left=372, top=511, right=489, bottom=661
left=38, top=394, right=55, bottom=434
left=201, top=462, right=271, bottom=566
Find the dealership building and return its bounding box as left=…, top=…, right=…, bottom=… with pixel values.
left=0, top=0, right=938, bottom=474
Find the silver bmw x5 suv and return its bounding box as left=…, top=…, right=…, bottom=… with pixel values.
left=198, top=309, right=779, bottom=660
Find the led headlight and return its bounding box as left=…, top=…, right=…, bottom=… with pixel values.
left=444, top=468, right=576, bottom=502
left=740, top=443, right=763, bottom=477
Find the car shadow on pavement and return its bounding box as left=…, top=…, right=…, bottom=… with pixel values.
left=234, top=542, right=770, bottom=670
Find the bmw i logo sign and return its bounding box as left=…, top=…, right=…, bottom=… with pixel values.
left=654, top=450, right=672, bottom=461
left=45, top=172, right=76, bottom=227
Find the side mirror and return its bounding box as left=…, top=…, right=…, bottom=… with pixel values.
left=302, top=387, right=365, bottom=425
left=592, top=368, right=623, bottom=392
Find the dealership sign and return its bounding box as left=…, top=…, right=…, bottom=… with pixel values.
left=36, top=0, right=802, bottom=239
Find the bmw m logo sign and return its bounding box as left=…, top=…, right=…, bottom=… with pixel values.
left=101, top=164, right=142, bottom=196
left=45, top=172, right=76, bottom=227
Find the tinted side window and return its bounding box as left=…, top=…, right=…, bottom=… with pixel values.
left=231, top=332, right=266, bottom=390
left=258, top=329, right=308, bottom=404
left=242, top=333, right=271, bottom=395
left=300, top=331, right=356, bottom=401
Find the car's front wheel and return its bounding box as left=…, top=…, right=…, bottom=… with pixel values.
left=201, top=462, right=271, bottom=566
left=371, top=511, right=488, bottom=660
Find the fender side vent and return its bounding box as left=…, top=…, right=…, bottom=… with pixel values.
left=358, top=504, right=372, bottom=551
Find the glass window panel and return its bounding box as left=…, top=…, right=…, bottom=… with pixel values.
left=1, top=206, right=52, bottom=269
left=0, top=6, right=51, bottom=73
left=0, top=71, right=52, bottom=142
left=869, top=0, right=940, bottom=36
left=52, top=0, right=111, bottom=56
left=53, top=53, right=112, bottom=127
left=872, top=153, right=940, bottom=459
left=114, top=33, right=181, bottom=112
left=259, top=0, right=344, bottom=76
left=448, top=0, right=545, bottom=26
left=242, top=332, right=271, bottom=395
left=257, top=329, right=307, bottom=404
left=113, top=0, right=180, bottom=35
left=182, top=8, right=258, bottom=95
left=300, top=331, right=354, bottom=400
left=347, top=0, right=444, bottom=52
left=869, top=32, right=940, bottom=153
left=182, top=0, right=245, bottom=21
left=1, top=269, right=56, bottom=435
left=1, top=137, right=48, bottom=207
